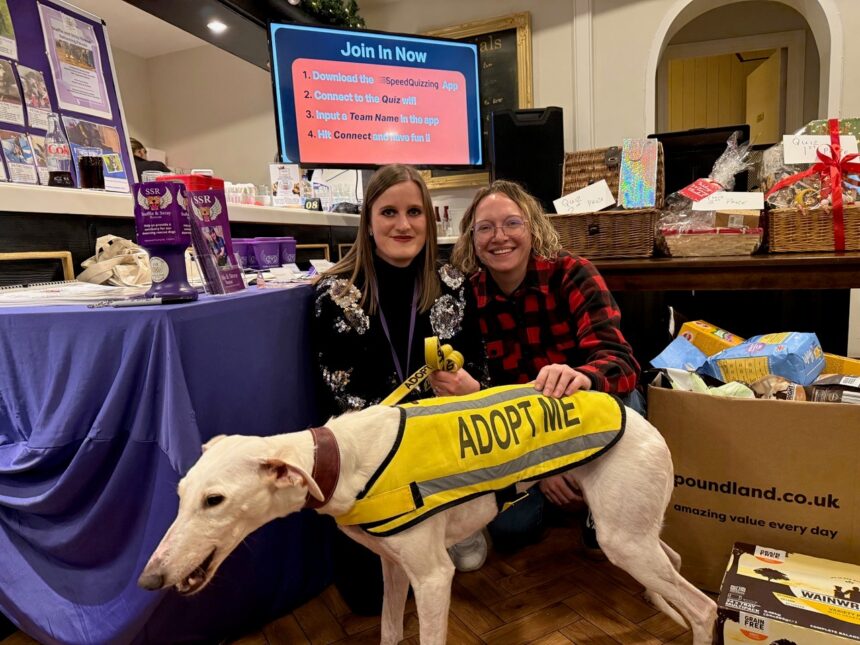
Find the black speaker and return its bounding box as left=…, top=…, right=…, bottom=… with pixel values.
left=489, top=107, right=564, bottom=213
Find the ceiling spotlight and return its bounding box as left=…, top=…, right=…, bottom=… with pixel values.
left=207, top=20, right=228, bottom=34
left=288, top=0, right=301, bottom=5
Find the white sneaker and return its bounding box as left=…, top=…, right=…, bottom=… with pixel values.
left=448, top=531, right=488, bottom=572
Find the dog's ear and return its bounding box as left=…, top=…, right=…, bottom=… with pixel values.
left=202, top=435, right=227, bottom=452
left=260, top=459, right=324, bottom=501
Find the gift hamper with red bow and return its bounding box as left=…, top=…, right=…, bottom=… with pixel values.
left=763, top=118, right=860, bottom=252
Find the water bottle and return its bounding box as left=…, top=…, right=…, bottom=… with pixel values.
left=46, top=113, right=74, bottom=187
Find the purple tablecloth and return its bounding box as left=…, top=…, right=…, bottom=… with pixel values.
left=0, top=286, right=333, bottom=644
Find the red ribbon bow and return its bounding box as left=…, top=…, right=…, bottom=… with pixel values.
left=766, top=118, right=860, bottom=252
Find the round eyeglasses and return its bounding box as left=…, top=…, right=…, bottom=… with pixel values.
left=472, top=217, right=526, bottom=240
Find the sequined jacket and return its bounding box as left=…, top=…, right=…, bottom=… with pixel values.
left=313, top=263, right=487, bottom=416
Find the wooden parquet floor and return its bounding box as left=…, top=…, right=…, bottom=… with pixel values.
left=228, top=524, right=696, bottom=645
left=1, top=525, right=697, bottom=645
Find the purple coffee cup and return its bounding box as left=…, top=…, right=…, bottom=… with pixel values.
left=280, top=237, right=296, bottom=265
left=232, top=240, right=250, bottom=269
left=252, top=239, right=281, bottom=269
left=244, top=240, right=259, bottom=269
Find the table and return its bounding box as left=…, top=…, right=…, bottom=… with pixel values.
left=592, top=252, right=860, bottom=291
left=0, top=286, right=333, bottom=644
left=588, top=252, right=860, bottom=373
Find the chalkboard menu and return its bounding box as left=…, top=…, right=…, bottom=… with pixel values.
left=423, top=13, right=532, bottom=189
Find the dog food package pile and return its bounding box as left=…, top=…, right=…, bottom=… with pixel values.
left=653, top=319, right=860, bottom=402
left=715, top=542, right=860, bottom=645
left=679, top=319, right=860, bottom=377
left=652, top=329, right=826, bottom=387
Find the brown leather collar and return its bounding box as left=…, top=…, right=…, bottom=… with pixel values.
left=303, top=426, right=340, bottom=509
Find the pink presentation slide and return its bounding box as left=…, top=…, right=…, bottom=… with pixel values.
left=292, top=58, right=469, bottom=165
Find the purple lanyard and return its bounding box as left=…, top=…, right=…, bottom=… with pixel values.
left=374, top=279, right=419, bottom=382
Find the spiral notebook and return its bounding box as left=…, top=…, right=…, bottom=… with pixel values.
left=0, top=280, right=148, bottom=306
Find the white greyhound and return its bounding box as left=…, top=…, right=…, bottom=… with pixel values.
left=139, top=395, right=717, bottom=645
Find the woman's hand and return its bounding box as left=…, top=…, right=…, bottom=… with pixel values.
left=428, top=368, right=480, bottom=397
left=538, top=473, right=585, bottom=507
left=534, top=364, right=591, bottom=398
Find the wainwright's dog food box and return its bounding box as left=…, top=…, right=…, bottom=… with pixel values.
left=716, top=543, right=860, bottom=644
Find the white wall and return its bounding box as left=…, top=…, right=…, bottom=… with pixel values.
left=146, top=46, right=276, bottom=186
left=113, top=44, right=276, bottom=186
left=594, top=0, right=858, bottom=140
left=111, top=47, right=155, bottom=146
left=363, top=0, right=574, bottom=152
left=670, top=1, right=820, bottom=123
left=838, top=1, right=860, bottom=116
left=362, top=0, right=573, bottom=227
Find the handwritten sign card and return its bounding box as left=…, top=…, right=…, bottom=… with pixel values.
left=783, top=134, right=859, bottom=164
left=692, top=192, right=765, bottom=212
left=553, top=179, right=615, bottom=214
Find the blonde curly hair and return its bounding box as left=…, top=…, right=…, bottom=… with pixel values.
left=451, top=180, right=561, bottom=274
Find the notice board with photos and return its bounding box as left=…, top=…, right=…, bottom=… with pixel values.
left=421, top=12, right=533, bottom=189
left=0, top=0, right=133, bottom=191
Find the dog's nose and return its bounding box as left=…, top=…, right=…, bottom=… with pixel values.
left=138, top=571, right=165, bottom=590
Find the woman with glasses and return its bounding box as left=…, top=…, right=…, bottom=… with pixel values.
left=312, top=163, right=485, bottom=614
left=435, top=179, right=642, bottom=560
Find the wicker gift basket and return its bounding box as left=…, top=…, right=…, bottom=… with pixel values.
left=768, top=205, right=860, bottom=252
left=660, top=227, right=764, bottom=257
left=551, top=144, right=664, bottom=258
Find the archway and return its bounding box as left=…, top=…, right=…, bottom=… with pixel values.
left=645, top=0, right=843, bottom=132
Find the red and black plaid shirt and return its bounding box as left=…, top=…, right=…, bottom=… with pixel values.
left=471, top=253, right=640, bottom=394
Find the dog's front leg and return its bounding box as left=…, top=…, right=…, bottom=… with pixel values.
left=380, top=557, right=409, bottom=645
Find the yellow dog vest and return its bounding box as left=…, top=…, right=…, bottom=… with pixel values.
left=336, top=384, right=625, bottom=535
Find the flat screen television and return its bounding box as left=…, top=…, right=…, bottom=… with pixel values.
left=268, top=23, right=482, bottom=169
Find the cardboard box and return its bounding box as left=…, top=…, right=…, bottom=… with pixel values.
left=648, top=383, right=860, bottom=592
left=826, top=353, right=860, bottom=377
left=678, top=320, right=745, bottom=357
left=716, top=543, right=860, bottom=644
left=714, top=209, right=761, bottom=229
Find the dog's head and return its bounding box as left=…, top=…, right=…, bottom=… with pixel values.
left=138, top=433, right=322, bottom=595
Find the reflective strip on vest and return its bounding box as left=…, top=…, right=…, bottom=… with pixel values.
left=336, top=384, right=625, bottom=535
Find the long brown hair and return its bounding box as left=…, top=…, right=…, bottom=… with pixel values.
left=320, top=164, right=439, bottom=313
left=451, top=179, right=561, bottom=274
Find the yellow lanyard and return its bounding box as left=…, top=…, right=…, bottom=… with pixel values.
left=379, top=336, right=463, bottom=406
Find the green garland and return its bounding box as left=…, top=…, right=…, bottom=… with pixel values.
left=303, top=0, right=365, bottom=28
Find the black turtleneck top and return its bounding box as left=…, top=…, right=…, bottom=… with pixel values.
left=372, top=253, right=423, bottom=380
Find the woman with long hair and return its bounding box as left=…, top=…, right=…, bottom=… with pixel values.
left=312, top=164, right=485, bottom=613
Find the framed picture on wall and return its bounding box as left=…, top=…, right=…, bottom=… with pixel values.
left=421, top=12, right=533, bottom=190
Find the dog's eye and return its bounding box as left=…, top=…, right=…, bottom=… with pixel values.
left=204, top=494, right=225, bottom=508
